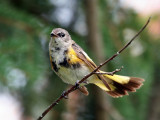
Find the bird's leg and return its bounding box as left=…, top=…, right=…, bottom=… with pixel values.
left=94, top=66, right=124, bottom=76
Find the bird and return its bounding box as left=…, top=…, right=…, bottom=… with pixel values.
left=49, top=28, right=144, bottom=98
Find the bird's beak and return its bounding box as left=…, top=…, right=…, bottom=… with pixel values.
left=50, top=33, right=57, bottom=37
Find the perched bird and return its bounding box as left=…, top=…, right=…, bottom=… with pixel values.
left=49, top=28, right=144, bottom=98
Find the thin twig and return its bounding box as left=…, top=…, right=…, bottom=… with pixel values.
left=94, top=66, right=124, bottom=76
left=37, top=17, right=151, bottom=120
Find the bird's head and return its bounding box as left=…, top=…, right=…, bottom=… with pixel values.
left=50, top=28, right=72, bottom=47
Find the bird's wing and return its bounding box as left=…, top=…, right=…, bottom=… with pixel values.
left=71, top=43, right=97, bottom=69
left=71, top=43, right=111, bottom=90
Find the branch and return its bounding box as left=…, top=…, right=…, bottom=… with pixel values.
left=94, top=66, right=124, bottom=75
left=37, top=17, right=151, bottom=120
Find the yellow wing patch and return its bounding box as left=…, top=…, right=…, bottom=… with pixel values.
left=67, top=47, right=83, bottom=64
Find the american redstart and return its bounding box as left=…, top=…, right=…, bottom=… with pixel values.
left=49, top=28, right=144, bottom=98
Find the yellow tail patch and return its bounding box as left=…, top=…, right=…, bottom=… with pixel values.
left=104, top=74, right=130, bottom=84
left=94, top=82, right=116, bottom=91
left=91, top=73, right=144, bottom=98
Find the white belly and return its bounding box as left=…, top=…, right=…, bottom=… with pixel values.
left=57, top=63, right=97, bottom=85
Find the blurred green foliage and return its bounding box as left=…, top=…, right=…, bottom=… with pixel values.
left=0, top=1, right=48, bottom=116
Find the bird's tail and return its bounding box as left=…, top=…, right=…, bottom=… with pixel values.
left=91, top=73, right=144, bottom=98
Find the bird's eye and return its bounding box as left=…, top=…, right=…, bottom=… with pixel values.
left=57, top=32, right=65, bottom=37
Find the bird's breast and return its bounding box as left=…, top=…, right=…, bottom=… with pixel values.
left=49, top=46, right=95, bottom=84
